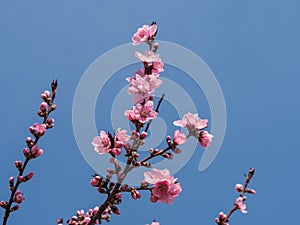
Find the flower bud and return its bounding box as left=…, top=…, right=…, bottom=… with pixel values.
left=118, top=172, right=125, bottom=179
left=134, top=162, right=141, bottom=167
left=166, top=136, right=172, bottom=147
left=150, top=195, right=158, bottom=203
left=46, top=118, right=55, bottom=128
left=90, top=176, right=102, bottom=187
left=23, top=148, right=30, bottom=158
left=150, top=148, right=159, bottom=155
left=141, top=161, right=151, bottom=167
left=30, top=145, right=43, bottom=158
left=41, top=90, right=51, bottom=101
left=162, top=152, right=173, bottom=159
left=26, top=137, right=34, bottom=148
left=115, top=192, right=122, bottom=200
left=57, top=218, right=63, bottom=224
left=14, top=160, right=22, bottom=170
left=9, top=177, right=14, bottom=189
left=23, top=172, right=34, bottom=182
left=112, top=206, right=120, bottom=215
left=14, top=190, right=24, bottom=204
left=49, top=104, right=57, bottom=112
left=18, top=176, right=23, bottom=183
left=112, top=148, right=122, bottom=156
left=173, top=148, right=182, bottom=154
left=131, top=190, right=141, bottom=200
left=218, top=212, right=227, bottom=221
left=246, top=188, right=256, bottom=194
left=140, top=131, right=147, bottom=139
left=10, top=204, right=20, bottom=212
left=121, top=184, right=128, bottom=191
left=0, top=201, right=7, bottom=209
left=235, top=183, right=244, bottom=192
left=29, top=123, right=46, bottom=137
left=39, top=102, right=48, bottom=112
left=198, top=131, right=213, bottom=148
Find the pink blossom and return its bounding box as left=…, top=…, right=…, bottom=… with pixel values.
left=114, top=128, right=130, bottom=146
left=125, top=101, right=157, bottom=123
left=173, top=112, right=208, bottom=134
left=112, top=128, right=130, bottom=156
left=199, top=131, right=214, bottom=148
left=126, top=68, right=146, bottom=82
left=235, top=197, right=247, bottom=213
left=144, top=168, right=182, bottom=204
left=14, top=190, right=24, bottom=204
left=143, top=168, right=171, bottom=184
left=92, top=131, right=111, bottom=155
left=30, top=145, right=44, bottom=158
left=132, top=24, right=157, bottom=45
left=135, top=51, right=161, bottom=63
left=124, top=109, right=140, bottom=121
left=152, top=59, right=164, bottom=74
left=173, top=130, right=187, bottom=145
left=235, top=183, right=244, bottom=192
left=152, top=179, right=182, bottom=204
left=127, top=74, right=162, bottom=103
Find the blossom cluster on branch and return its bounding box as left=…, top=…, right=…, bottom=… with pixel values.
left=0, top=22, right=256, bottom=225
left=59, top=22, right=213, bottom=225
left=215, top=168, right=256, bottom=225
left=0, top=80, right=57, bottom=225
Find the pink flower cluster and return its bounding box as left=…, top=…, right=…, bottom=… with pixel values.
left=1, top=81, right=57, bottom=225
left=125, top=100, right=158, bottom=123
left=215, top=169, right=256, bottom=225
left=215, top=212, right=229, bottom=225
left=174, top=112, right=213, bottom=148
left=29, top=123, right=46, bottom=137
left=126, top=22, right=163, bottom=131
left=92, top=128, right=130, bottom=156
left=127, top=72, right=162, bottom=103
left=174, top=112, right=207, bottom=133
left=58, top=207, right=102, bottom=225
left=132, top=23, right=157, bottom=45
left=143, top=168, right=182, bottom=204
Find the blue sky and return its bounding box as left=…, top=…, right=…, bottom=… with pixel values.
left=0, top=1, right=299, bottom=225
